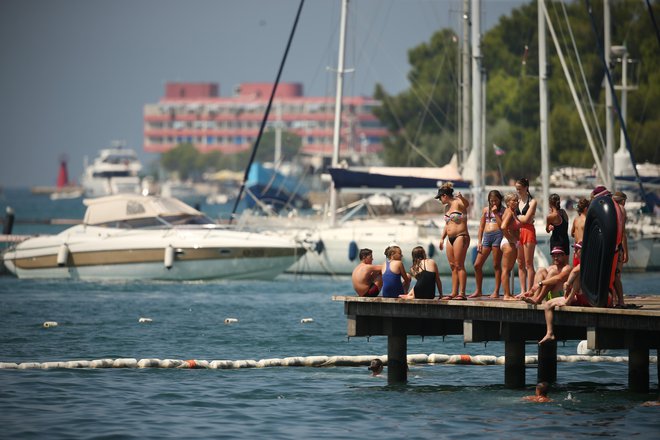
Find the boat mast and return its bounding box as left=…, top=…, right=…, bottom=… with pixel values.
left=461, top=0, right=471, bottom=172
left=329, top=0, right=349, bottom=227
left=538, top=0, right=550, bottom=217
left=604, top=0, right=615, bottom=190
left=471, top=0, right=483, bottom=209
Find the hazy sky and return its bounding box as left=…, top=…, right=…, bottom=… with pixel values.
left=0, top=0, right=527, bottom=188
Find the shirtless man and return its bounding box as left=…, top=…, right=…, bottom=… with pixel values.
left=570, top=198, right=589, bottom=266
left=518, top=247, right=572, bottom=305
left=538, top=246, right=588, bottom=344
left=522, top=382, right=552, bottom=402
left=351, top=248, right=383, bottom=297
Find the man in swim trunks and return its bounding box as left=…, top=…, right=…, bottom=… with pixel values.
left=352, top=248, right=383, bottom=297
left=518, top=247, right=571, bottom=305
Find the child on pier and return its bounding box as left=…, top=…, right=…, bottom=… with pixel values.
left=469, top=190, right=504, bottom=299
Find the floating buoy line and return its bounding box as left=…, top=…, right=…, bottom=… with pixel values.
left=1, top=353, right=656, bottom=370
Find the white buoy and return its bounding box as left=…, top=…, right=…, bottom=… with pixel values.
left=56, top=244, right=69, bottom=267
left=43, top=321, right=58, bottom=328
left=300, top=318, right=314, bottom=324
left=164, top=245, right=175, bottom=269
left=224, top=318, right=238, bottom=324
left=138, top=317, right=152, bottom=323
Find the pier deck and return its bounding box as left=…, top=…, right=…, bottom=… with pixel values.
left=333, top=295, right=660, bottom=392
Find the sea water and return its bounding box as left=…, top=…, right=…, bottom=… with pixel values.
left=1, top=189, right=659, bottom=439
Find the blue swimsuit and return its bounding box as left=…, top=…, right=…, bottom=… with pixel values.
left=381, top=260, right=404, bottom=298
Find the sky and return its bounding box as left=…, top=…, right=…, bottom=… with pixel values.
left=0, top=0, right=528, bottom=188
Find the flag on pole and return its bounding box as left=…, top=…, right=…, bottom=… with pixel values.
left=493, top=144, right=506, bottom=156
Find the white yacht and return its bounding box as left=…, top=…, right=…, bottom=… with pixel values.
left=2, top=194, right=306, bottom=281
left=80, top=144, right=142, bottom=197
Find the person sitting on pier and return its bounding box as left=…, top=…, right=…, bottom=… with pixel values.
left=538, top=246, right=589, bottom=344
left=399, top=246, right=443, bottom=300
left=518, top=247, right=572, bottom=305
left=352, top=248, right=383, bottom=297
left=380, top=245, right=410, bottom=298
left=522, top=382, right=552, bottom=402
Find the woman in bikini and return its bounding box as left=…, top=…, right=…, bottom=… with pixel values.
left=399, top=246, right=443, bottom=300
left=469, top=190, right=504, bottom=299
left=380, top=245, right=410, bottom=298
left=436, top=182, right=470, bottom=300
left=515, top=177, right=538, bottom=294
left=500, top=192, right=521, bottom=300
left=546, top=193, right=570, bottom=262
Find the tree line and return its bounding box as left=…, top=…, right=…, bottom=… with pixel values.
left=374, top=0, right=659, bottom=183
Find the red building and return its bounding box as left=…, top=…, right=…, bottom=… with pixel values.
left=143, top=82, right=387, bottom=158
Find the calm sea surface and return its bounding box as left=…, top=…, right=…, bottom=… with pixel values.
left=1, top=188, right=659, bottom=439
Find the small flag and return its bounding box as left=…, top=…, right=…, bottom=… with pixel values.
left=493, top=144, right=506, bottom=156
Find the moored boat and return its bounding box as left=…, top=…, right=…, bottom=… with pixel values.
left=2, top=194, right=306, bottom=281
left=80, top=143, right=142, bottom=197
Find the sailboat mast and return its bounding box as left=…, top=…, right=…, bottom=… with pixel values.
left=538, top=0, right=550, bottom=217
left=461, top=0, right=471, bottom=171
left=471, top=0, right=483, bottom=209
left=604, top=0, right=615, bottom=190
left=329, top=0, right=349, bottom=226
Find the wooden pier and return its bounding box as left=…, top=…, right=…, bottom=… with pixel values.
left=333, top=295, right=660, bottom=392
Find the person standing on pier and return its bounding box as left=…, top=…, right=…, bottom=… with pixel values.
left=380, top=245, right=410, bottom=298
left=352, top=248, right=383, bottom=297
left=570, top=198, right=589, bottom=267
left=546, top=193, right=570, bottom=261
left=515, top=178, right=538, bottom=294
left=500, top=192, right=521, bottom=300
left=469, top=190, right=504, bottom=299
left=436, top=182, right=470, bottom=300
left=612, top=191, right=629, bottom=307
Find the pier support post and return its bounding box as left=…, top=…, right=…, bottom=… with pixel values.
left=627, top=331, right=649, bottom=393
left=537, top=340, right=557, bottom=384
left=387, top=335, right=407, bottom=384
left=504, top=340, right=526, bottom=388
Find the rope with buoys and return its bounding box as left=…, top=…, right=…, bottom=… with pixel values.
left=1, top=353, right=655, bottom=370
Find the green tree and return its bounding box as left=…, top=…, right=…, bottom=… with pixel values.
left=375, top=0, right=659, bottom=180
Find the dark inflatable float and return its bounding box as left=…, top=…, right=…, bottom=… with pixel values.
left=580, top=195, right=622, bottom=307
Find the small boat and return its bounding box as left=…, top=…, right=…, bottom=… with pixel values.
left=2, top=194, right=306, bottom=280
left=80, top=143, right=142, bottom=197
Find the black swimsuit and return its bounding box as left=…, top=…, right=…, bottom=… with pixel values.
left=550, top=209, right=570, bottom=255
left=412, top=261, right=436, bottom=299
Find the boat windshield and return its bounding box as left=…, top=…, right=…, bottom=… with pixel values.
left=94, top=214, right=215, bottom=229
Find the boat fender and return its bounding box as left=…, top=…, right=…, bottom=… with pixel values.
left=348, top=240, right=358, bottom=262
left=56, top=244, right=69, bottom=267
left=427, top=243, right=435, bottom=259
left=164, top=245, right=175, bottom=269
left=580, top=195, right=618, bottom=307
left=314, top=239, right=324, bottom=255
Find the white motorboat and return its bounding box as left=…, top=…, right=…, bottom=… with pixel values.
left=2, top=194, right=306, bottom=281
left=80, top=144, right=142, bottom=197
